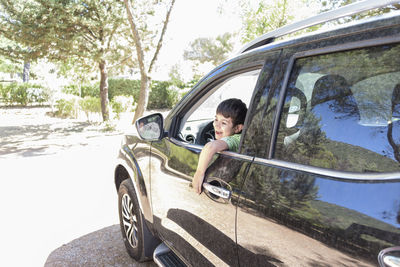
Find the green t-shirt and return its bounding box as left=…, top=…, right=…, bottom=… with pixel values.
left=221, top=134, right=241, bottom=152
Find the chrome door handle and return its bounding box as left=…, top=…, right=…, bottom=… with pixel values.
left=203, top=182, right=231, bottom=199
left=378, top=246, right=400, bottom=267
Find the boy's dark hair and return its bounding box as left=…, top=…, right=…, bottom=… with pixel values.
left=216, top=98, right=247, bottom=126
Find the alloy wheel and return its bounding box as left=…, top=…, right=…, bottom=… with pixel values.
left=121, top=193, right=138, bottom=248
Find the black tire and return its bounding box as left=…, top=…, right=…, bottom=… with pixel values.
left=118, top=179, right=146, bottom=261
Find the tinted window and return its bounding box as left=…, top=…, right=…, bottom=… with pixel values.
left=275, top=43, right=400, bottom=172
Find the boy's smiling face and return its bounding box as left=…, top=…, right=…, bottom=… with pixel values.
left=213, top=113, right=242, bottom=140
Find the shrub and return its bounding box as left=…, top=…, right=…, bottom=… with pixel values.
left=0, top=83, right=12, bottom=105
left=10, top=83, right=29, bottom=105
left=148, top=81, right=179, bottom=109
left=111, top=95, right=133, bottom=120
left=55, top=96, right=79, bottom=118
left=62, top=84, right=80, bottom=96
left=79, top=96, right=101, bottom=121
left=108, top=78, right=140, bottom=101
left=0, top=82, right=49, bottom=106
left=27, top=85, right=49, bottom=105
left=62, top=78, right=182, bottom=111
left=81, top=83, right=99, bottom=98
left=62, top=83, right=99, bottom=98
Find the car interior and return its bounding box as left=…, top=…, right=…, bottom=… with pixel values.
left=178, top=69, right=261, bottom=146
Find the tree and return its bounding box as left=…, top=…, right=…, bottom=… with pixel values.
left=124, top=0, right=176, bottom=123
left=240, top=0, right=300, bottom=43
left=0, top=56, right=21, bottom=81
left=183, top=33, right=234, bottom=67
left=0, top=0, right=132, bottom=121
left=0, top=32, right=22, bottom=81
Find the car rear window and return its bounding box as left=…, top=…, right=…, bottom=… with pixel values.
left=275, top=43, right=400, bottom=173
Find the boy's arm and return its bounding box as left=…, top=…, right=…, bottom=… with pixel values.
left=192, top=140, right=228, bottom=194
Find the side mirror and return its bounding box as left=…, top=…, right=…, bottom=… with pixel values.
left=135, top=113, right=164, bottom=141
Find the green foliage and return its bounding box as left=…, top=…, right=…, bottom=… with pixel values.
left=62, top=84, right=80, bottom=96
left=0, top=0, right=135, bottom=121
left=108, top=78, right=141, bottom=101
left=58, top=77, right=180, bottom=115
left=10, top=84, right=27, bottom=105
left=111, top=95, right=133, bottom=120
left=0, top=51, right=22, bottom=74
left=0, top=0, right=129, bottom=63
left=0, top=83, right=11, bottom=104
left=27, top=85, right=49, bottom=104
left=183, top=33, right=234, bottom=66
left=0, top=82, right=49, bottom=106
left=81, top=83, right=99, bottom=98
left=79, top=96, right=101, bottom=114
left=62, top=83, right=99, bottom=98
left=108, top=78, right=180, bottom=109
left=54, top=97, right=79, bottom=118
left=148, top=80, right=179, bottom=110
left=168, top=64, right=187, bottom=89
left=241, top=0, right=296, bottom=43
left=79, top=96, right=101, bottom=121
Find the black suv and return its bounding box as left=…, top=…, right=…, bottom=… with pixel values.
left=114, top=2, right=400, bottom=266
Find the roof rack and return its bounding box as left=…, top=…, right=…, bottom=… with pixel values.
left=238, top=0, right=399, bottom=54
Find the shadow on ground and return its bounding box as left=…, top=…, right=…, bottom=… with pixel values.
left=45, top=225, right=156, bottom=267
left=0, top=121, right=120, bottom=158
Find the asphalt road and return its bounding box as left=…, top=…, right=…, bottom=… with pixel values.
left=0, top=107, right=156, bottom=267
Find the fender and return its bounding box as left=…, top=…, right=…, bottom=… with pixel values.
left=115, top=143, right=153, bottom=224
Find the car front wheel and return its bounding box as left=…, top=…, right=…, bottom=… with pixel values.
left=118, top=179, right=145, bottom=261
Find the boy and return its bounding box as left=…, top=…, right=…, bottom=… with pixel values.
left=192, top=98, right=247, bottom=194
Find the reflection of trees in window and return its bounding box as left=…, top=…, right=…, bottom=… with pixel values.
left=397, top=205, right=400, bottom=224
left=311, top=74, right=359, bottom=119
left=276, top=44, right=400, bottom=172
left=243, top=166, right=319, bottom=210
left=388, top=84, right=400, bottom=163
left=152, top=141, right=198, bottom=177
left=205, top=156, right=243, bottom=187
left=276, top=109, right=337, bottom=169
left=298, top=45, right=400, bottom=85
left=280, top=172, right=319, bottom=208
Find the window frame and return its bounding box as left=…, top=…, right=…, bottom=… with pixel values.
left=169, top=63, right=265, bottom=155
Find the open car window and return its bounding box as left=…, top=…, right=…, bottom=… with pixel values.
left=178, top=69, right=261, bottom=146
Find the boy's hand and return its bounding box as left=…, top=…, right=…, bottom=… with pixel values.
left=192, top=140, right=228, bottom=194
left=192, top=170, right=205, bottom=194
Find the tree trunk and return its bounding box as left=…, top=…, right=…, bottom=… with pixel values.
left=133, top=73, right=151, bottom=123
left=23, top=61, right=30, bottom=82
left=124, top=0, right=149, bottom=123
left=124, top=0, right=176, bottom=124
left=99, top=60, right=109, bottom=121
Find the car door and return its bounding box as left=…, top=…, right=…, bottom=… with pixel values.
left=148, top=51, right=280, bottom=266
left=236, top=31, right=400, bottom=265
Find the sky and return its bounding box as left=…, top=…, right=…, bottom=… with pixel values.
left=153, top=0, right=243, bottom=80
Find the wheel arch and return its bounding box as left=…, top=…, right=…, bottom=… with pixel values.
left=114, top=149, right=154, bottom=224
left=116, top=164, right=160, bottom=261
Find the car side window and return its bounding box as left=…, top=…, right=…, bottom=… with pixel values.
left=178, top=69, right=261, bottom=147
left=275, top=43, right=400, bottom=172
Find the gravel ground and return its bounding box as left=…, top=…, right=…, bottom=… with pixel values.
left=44, top=225, right=156, bottom=267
